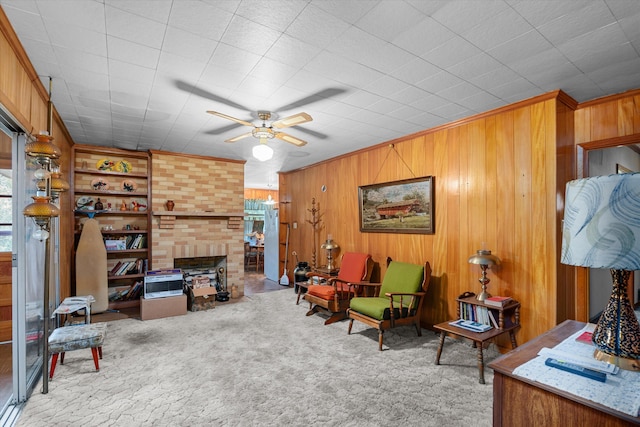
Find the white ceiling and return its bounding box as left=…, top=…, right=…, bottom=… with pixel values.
left=1, top=0, right=639, bottom=189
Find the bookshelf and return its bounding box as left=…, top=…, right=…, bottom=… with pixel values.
left=72, top=145, right=152, bottom=311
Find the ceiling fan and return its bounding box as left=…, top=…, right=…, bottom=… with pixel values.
left=206, top=110, right=312, bottom=147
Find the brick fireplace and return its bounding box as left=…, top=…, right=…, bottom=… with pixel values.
left=149, top=151, right=246, bottom=296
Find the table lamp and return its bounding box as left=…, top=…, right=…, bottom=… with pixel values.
left=561, top=173, right=640, bottom=371
left=468, top=249, right=501, bottom=301
left=321, top=235, right=339, bottom=271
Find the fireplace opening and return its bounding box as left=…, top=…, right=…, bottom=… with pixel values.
left=174, top=256, right=227, bottom=299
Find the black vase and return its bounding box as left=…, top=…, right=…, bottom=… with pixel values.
left=293, top=262, right=310, bottom=293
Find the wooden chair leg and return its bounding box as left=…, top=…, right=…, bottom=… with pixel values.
left=378, top=330, right=384, bottom=351
left=415, top=321, right=422, bottom=336
left=348, top=319, right=354, bottom=334
left=49, top=353, right=59, bottom=379
left=306, top=305, right=320, bottom=317
left=91, top=347, right=100, bottom=371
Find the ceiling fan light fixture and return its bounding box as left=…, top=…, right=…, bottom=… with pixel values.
left=252, top=127, right=275, bottom=140
left=252, top=143, right=273, bottom=161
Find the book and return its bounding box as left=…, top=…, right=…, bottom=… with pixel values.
left=487, top=309, right=499, bottom=328
left=575, top=331, right=593, bottom=346
left=484, top=296, right=512, bottom=307
left=109, top=261, right=123, bottom=276
left=449, top=319, right=493, bottom=333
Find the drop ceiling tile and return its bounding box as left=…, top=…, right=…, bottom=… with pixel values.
left=415, top=71, right=463, bottom=93
left=220, top=15, right=280, bottom=56
left=356, top=1, right=426, bottom=41
left=209, top=42, right=262, bottom=75
left=392, top=16, right=456, bottom=57
left=535, top=2, right=617, bottom=46
left=430, top=102, right=474, bottom=120
left=106, top=36, right=160, bottom=69
left=470, top=66, right=521, bottom=91
left=108, top=60, right=156, bottom=85
left=285, top=4, right=351, bottom=49
left=364, top=76, right=413, bottom=99
left=447, top=53, right=503, bottom=81
left=168, top=0, right=231, bottom=39
left=264, top=34, right=321, bottom=68
left=572, top=41, right=637, bottom=74
left=329, top=26, right=415, bottom=74
left=1, top=4, right=48, bottom=42
left=37, top=0, right=105, bottom=33
left=421, top=35, right=482, bottom=69
left=432, top=0, right=511, bottom=34
left=507, top=0, right=591, bottom=27
left=105, top=5, right=167, bottom=49
left=156, top=51, right=208, bottom=83
left=409, top=93, right=449, bottom=111
left=311, top=0, right=377, bottom=24
left=437, top=81, right=483, bottom=102
left=462, top=8, right=533, bottom=51
left=105, top=0, right=172, bottom=24
left=488, top=29, right=553, bottom=65
left=457, top=90, right=502, bottom=111
left=558, top=23, right=629, bottom=63
left=250, top=57, right=299, bottom=87
left=235, top=0, right=308, bottom=33
left=45, top=23, right=107, bottom=56
left=162, top=26, right=218, bottom=60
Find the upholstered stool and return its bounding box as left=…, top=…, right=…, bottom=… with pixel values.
left=48, top=323, right=107, bottom=379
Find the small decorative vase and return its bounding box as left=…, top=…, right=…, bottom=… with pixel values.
left=166, top=200, right=175, bottom=211
left=231, top=284, right=239, bottom=299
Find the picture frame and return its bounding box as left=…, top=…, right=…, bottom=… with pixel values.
left=358, top=176, right=435, bottom=234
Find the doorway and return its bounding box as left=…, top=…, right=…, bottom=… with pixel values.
left=586, top=144, right=640, bottom=321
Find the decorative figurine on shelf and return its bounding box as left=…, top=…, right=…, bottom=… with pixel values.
left=120, top=200, right=127, bottom=211
left=131, top=201, right=139, bottom=211
left=94, top=198, right=104, bottom=211
left=166, top=200, right=175, bottom=211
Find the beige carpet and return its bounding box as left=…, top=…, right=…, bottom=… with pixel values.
left=17, top=289, right=499, bottom=426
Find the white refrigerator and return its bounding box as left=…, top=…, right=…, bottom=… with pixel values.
left=263, top=209, right=279, bottom=282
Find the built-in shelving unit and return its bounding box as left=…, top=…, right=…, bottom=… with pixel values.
left=72, top=145, right=152, bottom=311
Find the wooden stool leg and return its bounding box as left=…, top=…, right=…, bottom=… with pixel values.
left=49, top=353, right=59, bottom=379
left=91, top=347, right=100, bottom=371
left=98, top=346, right=103, bottom=359
left=60, top=352, right=66, bottom=365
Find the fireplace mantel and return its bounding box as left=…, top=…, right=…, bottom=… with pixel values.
left=152, top=211, right=244, bottom=229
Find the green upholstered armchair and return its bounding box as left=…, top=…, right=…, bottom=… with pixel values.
left=304, top=252, right=374, bottom=325
left=347, top=258, right=431, bottom=351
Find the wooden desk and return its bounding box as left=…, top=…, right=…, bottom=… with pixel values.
left=488, top=320, right=640, bottom=426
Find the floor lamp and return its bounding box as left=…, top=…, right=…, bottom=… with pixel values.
left=23, top=132, right=62, bottom=393
left=561, top=173, right=640, bottom=371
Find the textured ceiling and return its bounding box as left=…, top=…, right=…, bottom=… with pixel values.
left=1, top=0, right=639, bottom=188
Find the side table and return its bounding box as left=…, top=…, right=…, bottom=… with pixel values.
left=434, top=296, right=520, bottom=384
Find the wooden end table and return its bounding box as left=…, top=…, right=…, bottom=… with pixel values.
left=434, top=296, right=520, bottom=384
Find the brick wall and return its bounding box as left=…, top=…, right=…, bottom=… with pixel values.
left=150, top=151, right=246, bottom=295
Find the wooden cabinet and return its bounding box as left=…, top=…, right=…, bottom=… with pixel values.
left=71, top=145, right=152, bottom=310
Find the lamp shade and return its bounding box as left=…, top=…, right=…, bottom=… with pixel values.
left=561, top=173, right=640, bottom=270
left=25, top=133, right=61, bottom=160
left=252, top=143, right=273, bottom=161
left=468, top=249, right=501, bottom=266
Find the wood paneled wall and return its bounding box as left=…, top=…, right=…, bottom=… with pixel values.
left=244, top=188, right=279, bottom=204
left=0, top=8, right=74, bottom=303
left=281, top=92, right=574, bottom=346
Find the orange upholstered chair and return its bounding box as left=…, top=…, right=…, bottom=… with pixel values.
left=304, top=252, right=374, bottom=325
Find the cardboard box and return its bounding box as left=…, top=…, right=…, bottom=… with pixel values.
left=140, top=294, right=187, bottom=321
left=186, top=286, right=217, bottom=311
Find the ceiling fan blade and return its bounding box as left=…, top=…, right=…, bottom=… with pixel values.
left=275, top=132, right=307, bottom=147
left=276, top=88, right=347, bottom=111
left=174, top=79, right=250, bottom=111
left=225, top=132, right=253, bottom=143
left=272, top=112, right=312, bottom=129
left=207, top=110, right=255, bottom=128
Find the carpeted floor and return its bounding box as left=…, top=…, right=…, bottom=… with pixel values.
left=17, top=289, right=500, bottom=426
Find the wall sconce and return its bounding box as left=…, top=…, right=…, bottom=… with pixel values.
left=561, top=173, right=640, bottom=371
left=321, top=235, right=339, bottom=271
left=468, top=249, right=501, bottom=301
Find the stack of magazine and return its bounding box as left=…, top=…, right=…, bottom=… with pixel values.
left=449, top=319, right=493, bottom=332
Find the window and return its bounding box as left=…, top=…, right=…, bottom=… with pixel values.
left=0, top=170, right=10, bottom=252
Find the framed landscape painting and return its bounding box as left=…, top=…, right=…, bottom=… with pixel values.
left=358, top=176, right=435, bottom=234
